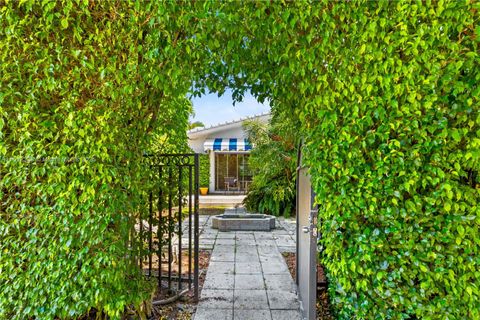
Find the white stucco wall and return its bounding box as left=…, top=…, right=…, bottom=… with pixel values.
left=188, top=139, right=206, bottom=154
left=187, top=114, right=271, bottom=192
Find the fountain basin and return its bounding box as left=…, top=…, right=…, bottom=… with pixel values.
left=212, top=212, right=276, bottom=231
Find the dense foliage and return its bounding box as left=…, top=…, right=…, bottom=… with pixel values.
left=0, top=2, right=209, bottom=319
left=149, top=97, right=192, bottom=154
left=195, top=2, right=480, bottom=318
left=243, top=112, right=298, bottom=217
left=301, top=3, right=480, bottom=318
left=1, top=1, right=479, bottom=319
left=188, top=121, right=209, bottom=189
left=199, top=154, right=210, bottom=188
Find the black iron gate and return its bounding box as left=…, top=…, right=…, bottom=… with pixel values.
left=137, top=153, right=200, bottom=301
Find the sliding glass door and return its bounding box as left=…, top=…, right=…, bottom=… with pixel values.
left=215, top=153, right=252, bottom=192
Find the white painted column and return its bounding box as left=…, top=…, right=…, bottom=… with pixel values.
left=209, top=151, right=216, bottom=192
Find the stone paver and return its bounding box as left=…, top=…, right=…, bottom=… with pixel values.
left=203, top=273, right=234, bottom=290
left=235, top=261, right=262, bottom=274
left=261, top=261, right=290, bottom=275
left=217, top=233, right=236, bottom=239
left=267, top=290, right=301, bottom=310
left=216, top=238, right=236, bottom=246
left=195, top=307, right=233, bottom=320
left=271, top=309, right=303, bottom=320
left=194, top=212, right=302, bottom=320
left=264, top=274, right=297, bottom=292
left=207, top=262, right=235, bottom=275
left=200, top=289, right=234, bottom=309
left=235, top=252, right=259, bottom=263
left=235, top=274, right=265, bottom=290
left=210, top=249, right=235, bottom=262
left=274, top=218, right=296, bottom=252
left=234, top=289, right=268, bottom=309
left=234, top=309, right=271, bottom=320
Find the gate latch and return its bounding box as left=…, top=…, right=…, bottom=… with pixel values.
left=308, top=209, right=318, bottom=237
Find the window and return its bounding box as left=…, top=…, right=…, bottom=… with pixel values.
left=215, top=153, right=252, bottom=191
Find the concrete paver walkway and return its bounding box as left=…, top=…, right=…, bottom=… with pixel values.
left=190, top=216, right=296, bottom=252
left=194, top=218, right=302, bottom=320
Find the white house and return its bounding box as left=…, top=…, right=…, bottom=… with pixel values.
left=187, top=113, right=270, bottom=193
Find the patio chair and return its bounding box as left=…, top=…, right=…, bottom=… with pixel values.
left=224, top=177, right=239, bottom=192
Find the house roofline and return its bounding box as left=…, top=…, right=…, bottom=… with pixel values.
left=187, top=112, right=270, bottom=136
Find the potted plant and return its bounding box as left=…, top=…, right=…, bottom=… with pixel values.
left=199, top=186, right=208, bottom=195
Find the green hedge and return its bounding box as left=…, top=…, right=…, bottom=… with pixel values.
left=0, top=2, right=205, bottom=319
left=195, top=2, right=480, bottom=318
left=2, top=1, right=479, bottom=319
left=199, top=154, right=210, bottom=188
left=300, top=2, right=480, bottom=319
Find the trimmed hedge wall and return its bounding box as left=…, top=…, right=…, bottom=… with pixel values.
left=1, top=1, right=478, bottom=319
left=199, top=154, right=210, bottom=188
left=301, top=2, right=480, bottom=319
left=194, top=1, right=479, bottom=318
left=0, top=2, right=206, bottom=319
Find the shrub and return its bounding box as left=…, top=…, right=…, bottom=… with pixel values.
left=243, top=112, right=298, bottom=217
left=2, top=1, right=479, bottom=319
left=199, top=154, right=210, bottom=188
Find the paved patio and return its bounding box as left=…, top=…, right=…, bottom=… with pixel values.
left=193, top=216, right=301, bottom=320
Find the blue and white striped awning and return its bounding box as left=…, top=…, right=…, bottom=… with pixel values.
left=204, top=138, right=252, bottom=152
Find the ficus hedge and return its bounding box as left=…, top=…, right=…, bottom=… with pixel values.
left=0, top=1, right=210, bottom=319
left=195, top=1, right=479, bottom=318
left=301, top=2, right=480, bottom=318
left=199, top=154, right=210, bottom=188
left=1, top=1, right=479, bottom=319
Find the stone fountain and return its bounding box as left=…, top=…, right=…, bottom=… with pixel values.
left=211, top=207, right=276, bottom=231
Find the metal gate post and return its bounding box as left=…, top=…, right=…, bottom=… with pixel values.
left=296, top=145, right=317, bottom=320
left=193, top=153, right=200, bottom=301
